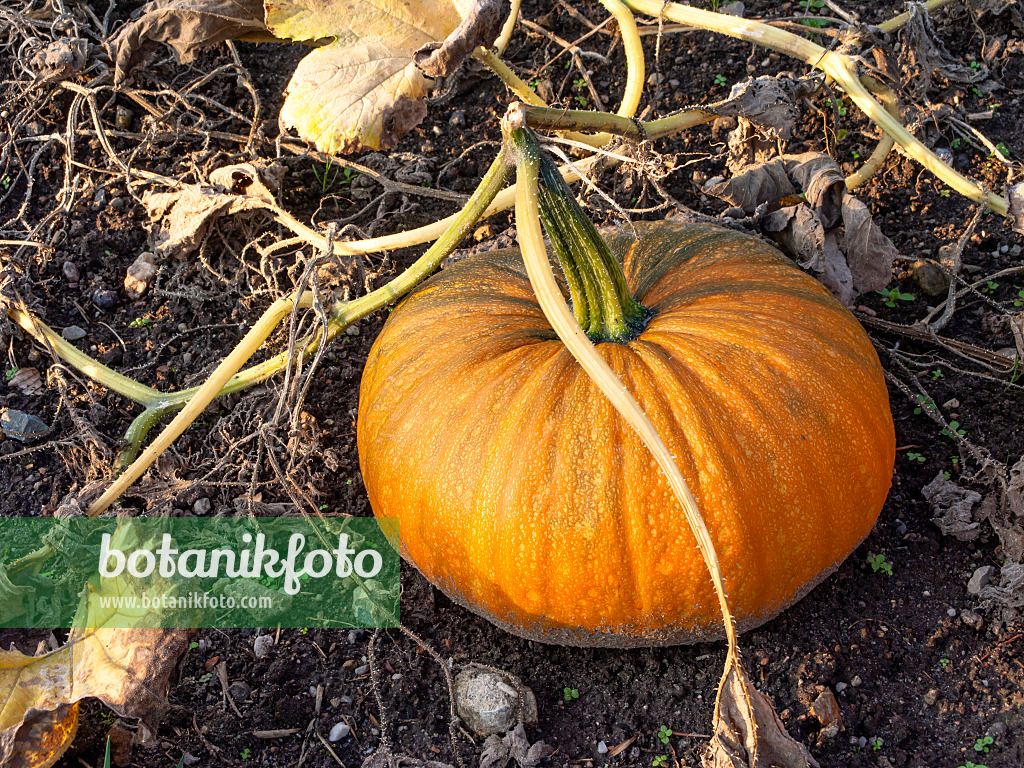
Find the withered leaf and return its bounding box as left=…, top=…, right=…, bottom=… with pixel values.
left=7, top=368, right=44, bottom=397
left=144, top=162, right=282, bottom=259
left=705, top=158, right=794, bottom=215
left=111, top=0, right=277, bottom=84
left=760, top=204, right=824, bottom=270
left=414, top=0, right=511, bottom=78
left=709, top=76, right=799, bottom=141
left=784, top=153, right=844, bottom=229
left=839, top=195, right=898, bottom=295
left=703, top=657, right=818, bottom=768
left=922, top=471, right=983, bottom=541
left=899, top=3, right=988, bottom=99
left=1007, top=181, right=1024, bottom=235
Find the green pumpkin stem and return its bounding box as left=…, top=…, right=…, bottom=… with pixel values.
left=510, top=127, right=648, bottom=342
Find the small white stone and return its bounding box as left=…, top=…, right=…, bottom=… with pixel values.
left=835, top=682, right=848, bottom=693
left=947, top=607, right=957, bottom=617
left=597, top=741, right=608, bottom=754
left=329, top=722, right=351, bottom=742
left=850, top=676, right=862, bottom=687
left=253, top=635, right=274, bottom=659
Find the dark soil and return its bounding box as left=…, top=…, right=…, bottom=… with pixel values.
left=1, top=1, right=1022, bottom=768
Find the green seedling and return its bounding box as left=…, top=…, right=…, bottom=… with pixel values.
left=658, top=725, right=672, bottom=744
left=189, top=641, right=199, bottom=650
left=563, top=686, right=579, bottom=701
left=981, top=280, right=999, bottom=294
left=869, top=736, right=883, bottom=751
left=994, top=143, right=1010, bottom=159
left=942, top=421, right=966, bottom=438
left=969, top=61, right=980, bottom=70
left=0, top=175, right=10, bottom=190
left=714, top=73, right=727, bottom=86
left=932, top=369, right=944, bottom=379
left=199, top=672, right=213, bottom=683
left=974, top=736, right=994, bottom=754
left=867, top=553, right=892, bottom=576
left=959, top=763, right=988, bottom=768
left=1014, top=287, right=1024, bottom=307
left=241, top=747, right=251, bottom=760
left=952, top=138, right=963, bottom=149
left=128, top=316, right=153, bottom=329
left=877, top=287, right=914, bottom=308
left=4, top=368, right=15, bottom=381
left=972, top=86, right=984, bottom=99
left=940, top=657, right=951, bottom=668
left=652, top=756, right=668, bottom=767
left=906, top=452, right=926, bottom=463
left=939, top=189, right=951, bottom=197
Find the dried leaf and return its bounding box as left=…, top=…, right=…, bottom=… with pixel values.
left=414, top=0, right=510, bottom=77
left=899, top=3, right=988, bottom=99
left=839, top=195, right=898, bottom=295
left=760, top=204, right=824, bottom=269
left=725, top=118, right=778, bottom=174
left=967, top=0, right=1024, bottom=28
left=479, top=735, right=510, bottom=768
left=818, top=231, right=854, bottom=307
left=1007, top=181, right=1024, bottom=235
left=704, top=159, right=795, bottom=215
left=29, top=38, right=88, bottom=85
left=703, top=657, right=818, bottom=768
left=111, top=0, right=277, bottom=84
left=709, top=76, right=799, bottom=140
left=979, top=563, right=1024, bottom=607
left=0, top=552, right=190, bottom=767
left=7, top=368, right=44, bottom=397
left=143, top=162, right=282, bottom=258
left=267, top=0, right=509, bottom=154
left=784, top=153, right=844, bottom=229
left=922, top=471, right=983, bottom=540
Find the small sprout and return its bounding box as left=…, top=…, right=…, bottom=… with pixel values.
left=971, top=86, right=984, bottom=99
left=0, top=175, right=10, bottom=190
left=969, top=60, right=980, bottom=70
left=913, top=395, right=935, bottom=415
left=574, top=95, right=589, bottom=107
left=942, top=421, right=966, bottom=438
left=974, top=736, right=994, bottom=754
left=573, top=77, right=587, bottom=90
left=942, top=470, right=952, bottom=480
left=939, top=189, right=950, bottom=198
left=906, top=452, right=926, bottom=463
left=952, top=138, right=963, bottom=149
left=836, top=128, right=848, bottom=141
left=241, top=747, right=251, bottom=760
left=994, top=143, right=1010, bottom=159
left=652, top=756, right=668, bottom=767
left=129, top=316, right=153, bottom=329
left=658, top=725, right=672, bottom=744
left=869, top=736, right=883, bottom=751
left=199, top=672, right=213, bottom=683
left=4, top=368, right=15, bottom=381
left=563, top=686, right=579, bottom=701
left=877, top=287, right=914, bottom=308
left=1014, top=287, right=1024, bottom=307
left=959, top=763, right=988, bottom=768
left=189, top=641, right=199, bottom=650
left=852, top=151, right=860, bottom=159
left=940, top=657, right=951, bottom=668
left=932, top=369, right=944, bottom=379
left=713, top=73, right=727, bottom=87
left=867, top=553, right=892, bottom=576
left=983, top=280, right=1001, bottom=294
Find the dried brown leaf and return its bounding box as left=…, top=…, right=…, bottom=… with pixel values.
left=1007, top=182, right=1024, bottom=235
left=710, top=76, right=799, bottom=140
left=784, top=153, right=844, bottom=229
left=839, top=195, right=898, bottom=295
left=704, top=158, right=795, bottom=215
left=703, top=657, right=818, bottom=768
left=414, top=0, right=511, bottom=77
left=7, top=368, right=44, bottom=397
left=111, top=0, right=276, bottom=84
left=899, top=3, right=988, bottom=99
left=724, top=118, right=777, bottom=174
left=761, top=204, right=824, bottom=269
left=922, top=471, right=983, bottom=540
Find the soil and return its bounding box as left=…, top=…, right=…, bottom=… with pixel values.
left=1, top=1, right=1022, bottom=767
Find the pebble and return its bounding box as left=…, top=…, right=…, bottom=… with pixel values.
left=834, top=681, right=847, bottom=693
left=912, top=260, right=949, bottom=298
left=61, top=325, right=86, bottom=342
left=124, top=252, right=158, bottom=300
left=960, top=609, right=983, bottom=630
left=115, top=106, right=134, bottom=130
left=228, top=681, right=251, bottom=701
left=193, top=497, right=212, bottom=515
left=253, top=635, right=274, bottom=659
left=62, top=261, right=80, bottom=282
left=109, top=196, right=125, bottom=213
left=353, top=664, right=370, bottom=675
left=329, top=722, right=351, bottom=742
left=850, top=675, right=862, bottom=687
left=923, top=689, right=939, bottom=706
left=339, top=695, right=353, bottom=706
left=597, top=741, right=608, bottom=755
left=449, top=110, right=466, bottom=128
left=345, top=325, right=360, bottom=336
left=92, top=289, right=119, bottom=309
left=1, top=409, right=49, bottom=442
left=182, top=753, right=200, bottom=766
left=967, top=565, right=995, bottom=595
left=947, top=607, right=957, bottom=617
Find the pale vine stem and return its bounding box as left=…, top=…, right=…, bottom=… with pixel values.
left=494, top=0, right=522, bottom=56
left=507, top=106, right=741, bottom=669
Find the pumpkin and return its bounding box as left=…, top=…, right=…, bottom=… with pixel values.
left=357, top=220, right=895, bottom=647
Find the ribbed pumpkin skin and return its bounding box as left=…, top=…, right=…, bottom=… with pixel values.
left=357, top=221, right=895, bottom=647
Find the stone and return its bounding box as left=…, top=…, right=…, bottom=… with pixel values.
left=923, top=689, right=939, bottom=706
left=115, top=106, right=134, bottom=130
left=345, top=325, right=359, bottom=336
left=93, top=289, right=119, bottom=309
left=62, top=261, right=80, bottom=282
left=0, top=409, right=49, bottom=442
left=228, top=681, right=251, bottom=701
left=597, top=741, right=608, bottom=754
left=353, top=664, right=369, bottom=675
left=449, top=111, right=466, bottom=128
left=834, top=681, right=847, bottom=693
left=124, top=252, right=158, bottom=300
left=850, top=675, right=862, bottom=687
left=454, top=666, right=537, bottom=736
left=329, top=722, right=351, bottom=742
left=61, top=325, right=86, bottom=341
left=912, top=260, right=949, bottom=298
left=968, top=565, right=996, bottom=594
left=960, top=609, right=983, bottom=630
left=193, top=497, right=212, bottom=515
left=253, top=635, right=274, bottom=659
left=812, top=689, right=842, bottom=739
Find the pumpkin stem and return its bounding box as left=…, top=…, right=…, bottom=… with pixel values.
left=505, top=122, right=649, bottom=342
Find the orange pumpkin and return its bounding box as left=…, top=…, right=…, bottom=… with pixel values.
left=357, top=220, right=895, bottom=647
